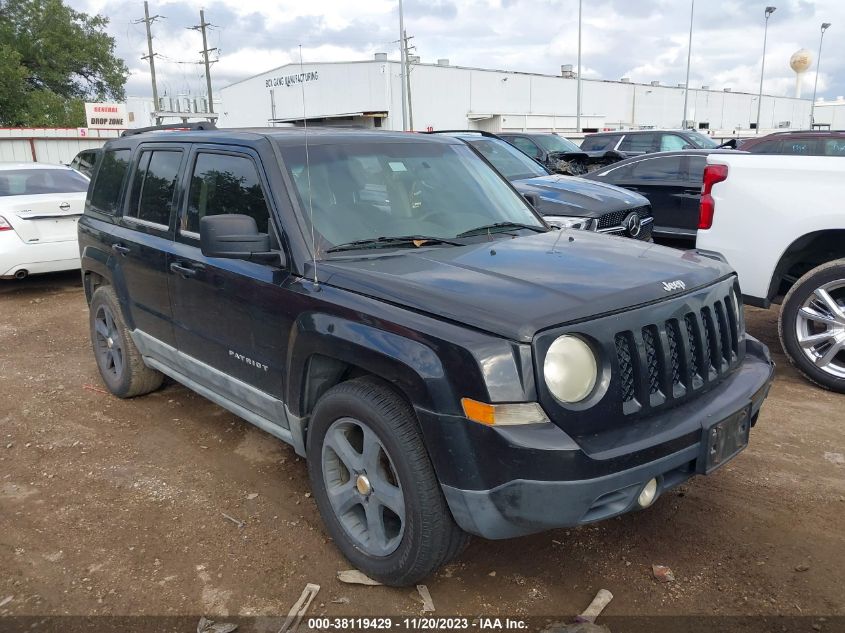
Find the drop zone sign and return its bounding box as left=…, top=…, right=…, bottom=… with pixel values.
left=85, top=103, right=128, bottom=129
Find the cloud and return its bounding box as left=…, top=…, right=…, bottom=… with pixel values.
left=68, top=0, right=845, bottom=101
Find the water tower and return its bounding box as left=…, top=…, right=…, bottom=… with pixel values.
left=790, top=48, right=813, bottom=98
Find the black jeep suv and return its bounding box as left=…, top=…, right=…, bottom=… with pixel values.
left=78, top=125, right=774, bottom=586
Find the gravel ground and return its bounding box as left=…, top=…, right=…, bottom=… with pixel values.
left=1, top=271, right=843, bottom=632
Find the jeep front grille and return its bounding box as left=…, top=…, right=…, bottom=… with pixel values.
left=614, top=292, right=741, bottom=414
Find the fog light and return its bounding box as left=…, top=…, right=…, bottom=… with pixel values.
left=638, top=478, right=658, bottom=508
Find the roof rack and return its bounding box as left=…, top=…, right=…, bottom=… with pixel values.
left=121, top=121, right=217, bottom=137
left=422, top=129, right=503, bottom=139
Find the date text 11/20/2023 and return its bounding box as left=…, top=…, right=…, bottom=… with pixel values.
left=306, top=617, right=529, bottom=630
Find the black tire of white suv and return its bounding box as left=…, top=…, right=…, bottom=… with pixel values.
left=778, top=259, right=845, bottom=394
left=306, top=377, right=469, bottom=586
left=89, top=286, right=164, bottom=398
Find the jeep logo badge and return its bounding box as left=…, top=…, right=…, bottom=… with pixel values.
left=623, top=212, right=642, bottom=238
left=662, top=280, right=686, bottom=292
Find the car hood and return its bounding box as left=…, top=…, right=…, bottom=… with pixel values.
left=317, top=231, right=733, bottom=342
left=511, top=175, right=649, bottom=218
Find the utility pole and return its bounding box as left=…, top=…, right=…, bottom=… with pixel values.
left=756, top=6, right=776, bottom=134
left=575, top=0, right=582, bottom=133
left=404, top=31, right=415, bottom=131
left=135, top=1, right=162, bottom=124
left=810, top=22, right=832, bottom=128
left=191, top=9, right=217, bottom=114
left=681, top=0, right=695, bottom=129
left=397, top=0, right=408, bottom=131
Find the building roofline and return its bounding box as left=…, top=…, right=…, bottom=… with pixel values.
left=221, top=58, right=809, bottom=102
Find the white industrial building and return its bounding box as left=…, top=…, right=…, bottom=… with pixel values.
left=813, top=97, right=845, bottom=129
left=219, top=55, right=813, bottom=134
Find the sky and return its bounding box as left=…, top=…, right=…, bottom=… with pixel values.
left=68, top=0, right=845, bottom=102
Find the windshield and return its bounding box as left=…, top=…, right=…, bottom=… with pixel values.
left=534, top=134, right=583, bottom=154
left=279, top=140, right=544, bottom=253
left=0, top=168, right=89, bottom=197
left=685, top=131, right=719, bottom=149
left=466, top=137, right=549, bottom=181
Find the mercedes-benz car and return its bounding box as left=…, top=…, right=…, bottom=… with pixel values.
left=432, top=131, right=653, bottom=240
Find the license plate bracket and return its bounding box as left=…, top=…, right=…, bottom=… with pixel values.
left=699, top=404, right=751, bottom=474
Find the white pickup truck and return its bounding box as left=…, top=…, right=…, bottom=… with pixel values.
left=696, top=153, right=845, bottom=393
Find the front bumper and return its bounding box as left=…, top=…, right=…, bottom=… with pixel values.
left=420, top=336, right=774, bottom=539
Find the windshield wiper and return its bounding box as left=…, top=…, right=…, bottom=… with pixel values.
left=326, top=235, right=461, bottom=253
left=456, top=221, right=548, bottom=238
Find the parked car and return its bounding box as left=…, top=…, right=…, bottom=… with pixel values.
left=69, top=148, right=101, bottom=178
left=79, top=125, right=774, bottom=586
left=429, top=131, right=653, bottom=239
left=738, top=130, right=845, bottom=156
left=696, top=152, right=845, bottom=393
left=0, top=162, right=90, bottom=279
left=497, top=131, right=622, bottom=175
left=583, top=149, right=742, bottom=242
left=581, top=129, right=731, bottom=158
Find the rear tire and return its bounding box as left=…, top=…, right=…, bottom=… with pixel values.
left=307, top=377, right=469, bottom=586
left=89, top=286, right=163, bottom=398
left=778, top=259, right=845, bottom=393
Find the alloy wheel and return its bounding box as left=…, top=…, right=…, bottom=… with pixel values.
left=93, top=304, right=125, bottom=380
left=321, top=417, right=406, bottom=557
left=795, top=280, right=845, bottom=379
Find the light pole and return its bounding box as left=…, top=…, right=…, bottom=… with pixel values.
left=398, top=0, right=408, bottom=131
left=755, top=6, right=776, bottom=134
left=681, top=0, right=695, bottom=129
left=810, top=22, right=832, bottom=128
left=576, top=0, right=582, bottom=133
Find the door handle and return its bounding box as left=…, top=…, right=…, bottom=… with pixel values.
left=170, top=262, right=197, bottom=278
left=111, top=243, right=130, bottom=255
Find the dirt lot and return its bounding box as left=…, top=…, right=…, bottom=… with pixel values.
left=1, top=271, right=844, bottom=630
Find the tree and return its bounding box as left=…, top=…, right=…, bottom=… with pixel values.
left=0, top=0, right=128, bottom=126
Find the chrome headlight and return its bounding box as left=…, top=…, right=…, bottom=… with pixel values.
left=544, top=215, right=597, bottom=231
left=543, top=335, right=598, bottom=403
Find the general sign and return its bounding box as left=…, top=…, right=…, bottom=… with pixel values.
left=84, top=103, right=129, bottom=129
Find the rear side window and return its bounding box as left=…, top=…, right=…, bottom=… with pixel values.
left=89, top=149, right=130, bottom=213
left=630, top=156, right=682, bottom=181
left=184, top=153, right=270, bottom=234
left=823, top=139, right=845, bottom=156
left=126, top=150, right=182, bottom=226
left=747, top=139, right=782, bottom=154
left=0, top=169, right=89, bottom=197
left=580, top=135, right=620, bottom=151
left=619, top=134, right=657, bottom=153
left=508, top=137, right=543, bottom=159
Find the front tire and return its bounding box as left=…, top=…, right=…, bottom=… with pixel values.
left=307, top=377, right=468, bottom=586
left=89, top=286, right=164, bottom=398
left=778, top=259, right=845, bottom=393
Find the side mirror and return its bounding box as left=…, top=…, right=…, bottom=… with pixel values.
left=199, top=214, right=280, bottom=264
left=522, top=192, right=541, bottom=209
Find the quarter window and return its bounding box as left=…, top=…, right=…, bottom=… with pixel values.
left=184, top=153, right=270, bottom=234
left=89, top=149, right=130, bottom=214
left=127, top=150, right=182, bottom=226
